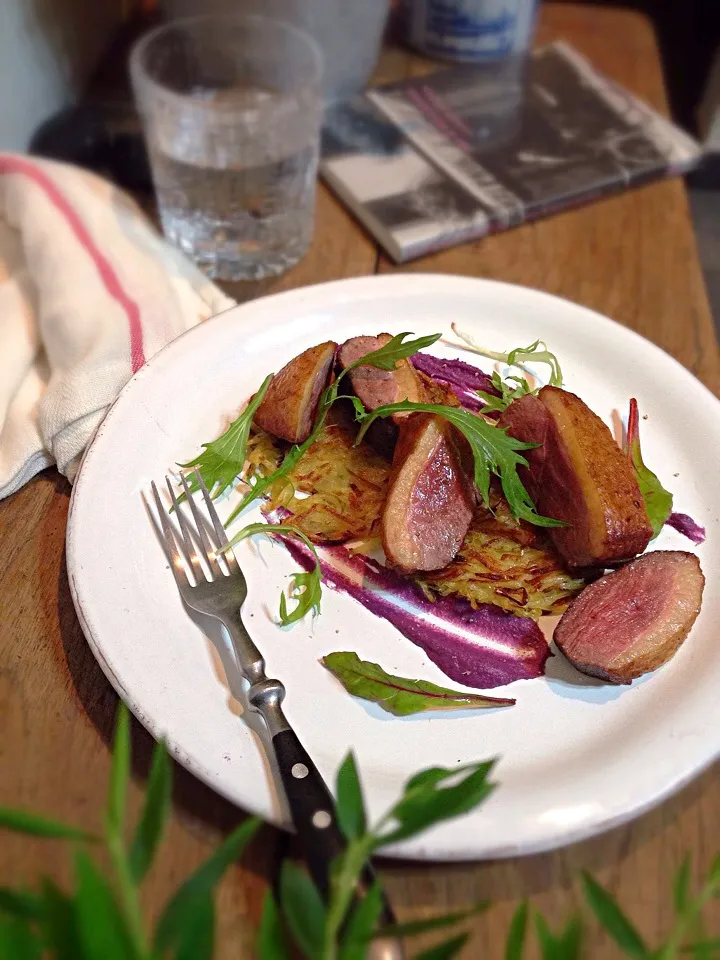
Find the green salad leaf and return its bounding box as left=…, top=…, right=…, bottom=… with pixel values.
left=354, top=400, right=562, bottom=527
left=322, top=652, right=515, bottom=716
left=178, top=374, right=273, bottom=501
left=624, top=398, right=673, bottom=539
left=476, top=370, right=535, bottom=414
left=452, top=323, right=562, bottom=413
left=224, top=332, right=440, bottom=524
left=452, top=323, right=563, bottom=387
left=229, top=522, right=322, bottom=625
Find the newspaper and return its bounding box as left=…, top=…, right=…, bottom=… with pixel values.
left=321, top=41, right=701, bottom=262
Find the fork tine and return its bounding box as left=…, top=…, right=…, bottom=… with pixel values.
left=178, top=472, right=225, bottom=578
left=180, top=473, right=219, bottom=569
left=151, top=480, right=190, bottom=586
left=194, top=468, right=241, bottom=575
left=165, top=477, right=212, bottom=582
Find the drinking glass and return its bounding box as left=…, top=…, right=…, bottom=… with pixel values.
left=130, top=15, right=323, bottom=281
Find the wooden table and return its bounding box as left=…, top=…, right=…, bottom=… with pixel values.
left=2, top=4, right=719, bottom=956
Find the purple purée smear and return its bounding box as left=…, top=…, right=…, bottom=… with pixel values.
left=281, top=537, right=550, bottom=689
left=410, top=353, right=496, bottom=412
left=666, top=512, right=706, bottom=544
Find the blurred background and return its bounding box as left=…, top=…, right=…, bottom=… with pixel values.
left=2, top=0, right=720, bottom=321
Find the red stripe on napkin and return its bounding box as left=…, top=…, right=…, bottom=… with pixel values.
left=0, top=155, right=146, bottom=372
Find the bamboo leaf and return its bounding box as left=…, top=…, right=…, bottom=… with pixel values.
left=323, top=652, right=515, bottom=716
left=674, top=855, right=691, bottom=915
left=154, top=817, right=259, bottom=951
left=335, top=752, right=366, bottom=841
left=505, top=900, right=529, bottom=960
left=38, top=880, right=83, bottom=960
left=106, top=701, right=131, bottom=838
left=582, top=872, right=647, bottom=957
left=338, top=882, right=384, bottom=960
left=535, top=913, right=582, bottom=960
left=0, top=808, right=94, bottom=842
left=374, top=901, right=488, bottom=940
left=0, top=890, right=42, bottom=921
left=412, top=932, right=469, bottom=959
left=128, top=739, right=171, bottom=883
left=74, top=849, right=138, bottom=960
left=279, top=862, right=326, bottom=959
left=171, top=894, right=214, bottom=960
left=0, top=915, right=42, bottom=960
left=377, top=761, right=495, bottom=847
left=257, top=892, right=289, bottom=960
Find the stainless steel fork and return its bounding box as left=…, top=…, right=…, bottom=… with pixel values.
left=151, top=469, right=402, bottom=956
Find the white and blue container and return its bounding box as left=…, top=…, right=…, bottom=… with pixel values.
left=403, top=0, right=537, bottom=62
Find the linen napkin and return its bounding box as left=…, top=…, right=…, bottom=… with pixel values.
left=0, top=154, right=235, bottom=498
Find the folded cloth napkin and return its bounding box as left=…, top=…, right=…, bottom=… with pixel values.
left=0, top=154, right=235, bottom=498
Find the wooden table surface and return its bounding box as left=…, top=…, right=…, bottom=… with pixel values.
left=2, top=4, right=719, bottom=957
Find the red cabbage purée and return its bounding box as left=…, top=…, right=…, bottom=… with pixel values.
left=280, top=536, right=550, bottom=689
left=410, top=353, right=497, bottom=412
left=666, top=512, right=706, bottom=544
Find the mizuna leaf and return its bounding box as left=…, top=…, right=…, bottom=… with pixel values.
left=230, top=522, right=322, bottom=624
left=179, top=374, right=273, bottom=500
left=451, top=324, right=563, bottom=387
left=227, top=333, right=440, bottom=522
left=624, top=398, right=673, bottom=539
left=322, top=652, right=515, bottom=716
left=343, top=332, right=442, bottom=372
left=356, top=400, right=560, bottom=527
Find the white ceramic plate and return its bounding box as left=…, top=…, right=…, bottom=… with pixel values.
left=67, top=274, right=720, bottom=860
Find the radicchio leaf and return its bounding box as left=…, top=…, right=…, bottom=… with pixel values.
left=282, top=539, right=550, bottom=689
left=410, top=354, right=496, bottom=412
left=666, top=512, right=706, bottom=544
left=322, top=651, right=515, bottom=715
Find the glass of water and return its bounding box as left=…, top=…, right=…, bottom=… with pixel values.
left=130, top=15, right=323, bottom=281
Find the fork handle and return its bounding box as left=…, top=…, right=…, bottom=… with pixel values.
left=271, top=728, right=347, bottom=892
left=271, top=728, right=401, bottom=954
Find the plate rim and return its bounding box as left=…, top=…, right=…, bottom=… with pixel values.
left=66, top=272, right=720, bottom=861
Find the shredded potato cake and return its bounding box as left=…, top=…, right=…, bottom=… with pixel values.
left=246, top=408, right=391, bottom=543
left=414, top=489, right=588, bottom=618
left=243, top=410, right=587, bottom=617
